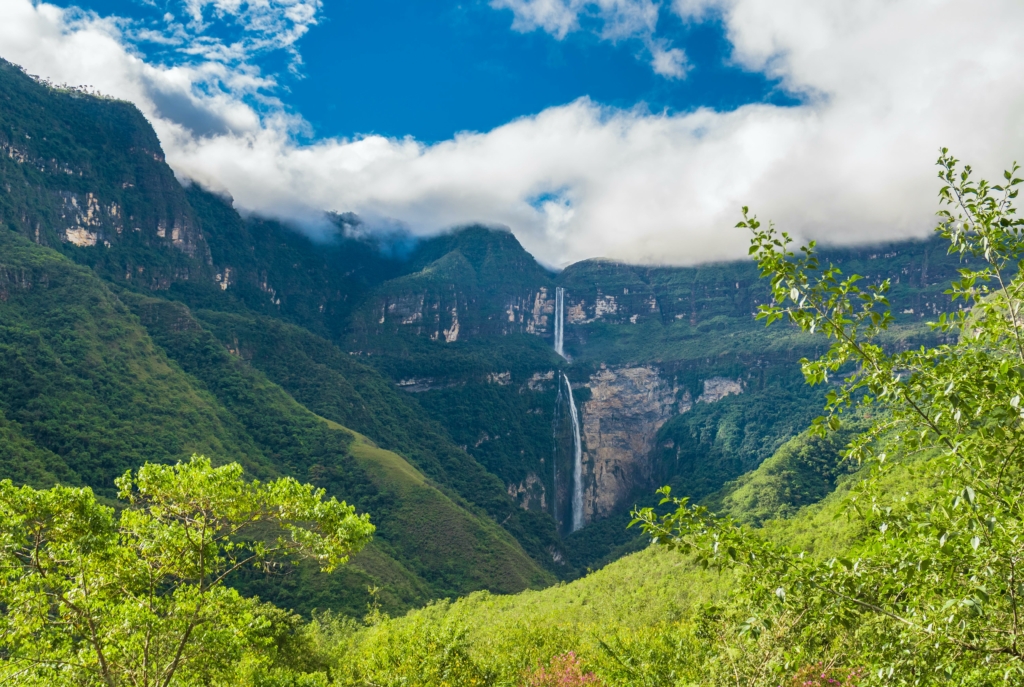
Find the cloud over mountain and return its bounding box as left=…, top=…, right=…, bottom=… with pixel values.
left=1, top=0, right=1022, bottom=266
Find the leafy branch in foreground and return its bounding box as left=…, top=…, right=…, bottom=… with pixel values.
left=633, top=151, right=1024, bottom=685
left=0, top=455, right=374, bottom=687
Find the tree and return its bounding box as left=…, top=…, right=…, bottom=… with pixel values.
left=633, top=151, right=1024, bottom=684
left=0, top=455, right=374, bottom=687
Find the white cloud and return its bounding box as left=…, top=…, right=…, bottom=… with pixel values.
left=490, top=0, right=660, bottom=39
left=490, top=0, right=580, bottom=38
left=158, top=0, right=321, bottom=68
left=0, top=0, right=1023, bottom=267
left=648, top=39, right=687, bottom=78
left=490, top=0, right=680, bottom=78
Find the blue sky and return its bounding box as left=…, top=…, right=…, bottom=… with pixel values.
left=273, top=0, right=796, bottom=142
left=52, top=0, right=794, bottom=142
left=3, top=0, right=1022, bottom=266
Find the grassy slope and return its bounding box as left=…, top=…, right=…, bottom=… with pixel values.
left=703, top=422, right=867, bottom=526
left=462, top=422, right=878, bottom=624
left=335, top=422, right=929, bottom=685
left=194, top=310, right=564, bottom=575
left=0, top=230, right=551, bottom=614
left=0, top=233, right=439, bottom=613
left=125, top=295, right=553, bottom=600
left=0, top=230, right=267, bottom=495
left=345, top=428, right=554, bottom=595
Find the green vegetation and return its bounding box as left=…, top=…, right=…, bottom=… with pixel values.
left=703, top=420, right=865, bottom=526
left=635, top=153, right=1024, bottom=683
left=6, top=49, right=1018, bottom=686
left=345, top=429, right=553, bottom=595
left=0, top=230, right=265, bottom=493
left=124, top=293, right=554, bottom=607
left=0, top=456, right=372, bottom=686
left=192, top=311, right=563, bottom=573
left=0, top=225, right=551, bottom=616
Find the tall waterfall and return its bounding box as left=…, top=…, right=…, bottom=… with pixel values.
left=562, top=372, right=584, bottom=532
left=554, top=287, right=565, bottom=358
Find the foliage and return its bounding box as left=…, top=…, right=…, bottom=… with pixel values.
left=634, top=152, right=1024, bottom=684
left=193, top=310, right=563, bottom=579
left=656, top=378, right=826, bottom=503
left=0, top=455, right=372, bottom=686
left=522, top=652, right=602, bottom=686
left=0, top=231, right=265, bottom=494
left=179, top=186, right=405, bottom=341
left=307, top=546, right=720, bottom=686
left=704, top=421, right=867, bottom=527
left=128, top=295, right=553, bottom=607
left=784, top=663, right=866, bottom=687
left=334, top=602, right=493, bottom=687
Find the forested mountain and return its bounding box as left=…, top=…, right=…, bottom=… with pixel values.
left=0, top=51, right=966, bottom=612
left=0, top=57, right=554, bottom=614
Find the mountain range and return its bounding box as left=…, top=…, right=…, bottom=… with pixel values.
left=0, top=55, right=966, bottom=615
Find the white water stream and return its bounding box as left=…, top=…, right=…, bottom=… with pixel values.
left=562, top=372, right=584, bottom=532
left=554, top=287, right=565, bottom=358
left=552, top=288, right=582, bottom=531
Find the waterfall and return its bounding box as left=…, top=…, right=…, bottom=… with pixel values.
left=562, top=372, right=584, bottom=532
left=552, top=291, right=581, bottom=532
left=554, top=287, right=565, bottom=358
left=553, top=379, right=562, bottom=530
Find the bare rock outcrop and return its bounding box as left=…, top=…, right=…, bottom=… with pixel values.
left=579, top=365, right=685, bottom=524
left=697, top=377, right=744, bottom=404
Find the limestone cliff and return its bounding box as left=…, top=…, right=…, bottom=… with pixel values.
left=578, top=365, right=687, bottom=524
left=572, top=367, right=751, bottom=524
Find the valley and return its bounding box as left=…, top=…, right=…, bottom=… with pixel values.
left=0, top=55, right=966, bottom=590
left=0, top=53, right=1003, bottom=685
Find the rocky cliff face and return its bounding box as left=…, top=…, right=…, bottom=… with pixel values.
left=0, top=60, right=220, bottom=289
left=578, top=365, right=686, bottom=524
left=369, top=286, right=558, bottom=341
left=572, top=367, right=752, bottom=524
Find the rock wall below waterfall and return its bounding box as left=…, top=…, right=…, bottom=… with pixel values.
left=579, top=366, right=686, bottom=524
left=576, top=367, right=754, bottom=524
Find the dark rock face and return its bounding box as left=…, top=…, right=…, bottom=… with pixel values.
left=580, top=365, right=684, bottom=524
left=0, top=60, right=215, bottom=288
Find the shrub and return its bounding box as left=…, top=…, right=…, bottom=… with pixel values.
left=784, top=663, right=865, bottom=687
left=523, top=652, right=602, bottom=687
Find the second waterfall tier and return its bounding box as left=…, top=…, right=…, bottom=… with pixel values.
left=561, top=372, right=584, bottom=533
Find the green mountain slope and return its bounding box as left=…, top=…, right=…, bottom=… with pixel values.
left=123, top=293, right=554, bottom=599
left=348, top=226, right=556, bottom=347
left=0, top=59, right=214, bottom=288
left=0, top=55, right=564, bottom=587
left=0, top=230, right=265, bottom=493
left=345, top=429, right=553, bottom=595
left=702, top=422, right=866, bottom=527
left=327, top=422, right=927, bottom=686
left=0, top=227, right=552, bottom=613
left=177, top=186, right=403, bottom=340
left=192, top=310, right=565, bottom=570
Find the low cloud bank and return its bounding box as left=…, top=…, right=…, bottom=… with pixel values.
left=1, top=0, right=1022, bottom=266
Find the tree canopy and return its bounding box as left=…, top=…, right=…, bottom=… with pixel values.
left=0, top=456, right=373, bottom=687
left=635, top=151, right=1024, bottom=685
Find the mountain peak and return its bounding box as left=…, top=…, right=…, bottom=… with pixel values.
left=406, top=224, right=551, bottom=284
